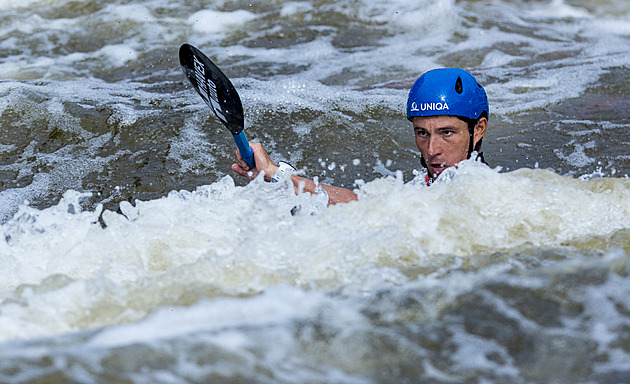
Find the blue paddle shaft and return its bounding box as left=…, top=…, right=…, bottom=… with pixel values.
left=233, top=131, right=255, bottom=170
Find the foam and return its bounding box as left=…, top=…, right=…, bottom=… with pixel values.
left=527, top=0, right=592, bottom=19
left=553, top=140, right=596, bottom=168
left=3, top=248, right=629, bottom=382
left=104, top=2, right=156, bottom=23
left=593, top=18, right=630, bottom=35
left=97, top=44, right=139, bottom=66
left=371, top=0, right=457, bottom=33
left=480, top=50, right=520, bottom=68
left=1, top=162, right=629, bottom=342
left=188, top=9, right=257, bottom=34
left=280, top=2, right=314, bottom=17
left=0, top=0, right=56, bottom=11
left=87, top=286, right=331, bottom=347
left=166, top=115, right=219, bottom=175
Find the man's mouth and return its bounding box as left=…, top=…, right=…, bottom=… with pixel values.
left=428, top=162, right=447, bottom=176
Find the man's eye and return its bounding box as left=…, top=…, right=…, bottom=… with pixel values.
left=416, top=130, right=428, bottom=137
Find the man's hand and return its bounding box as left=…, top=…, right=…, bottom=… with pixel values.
left=231, top=142, right=358, bottom=205
left=231, top=142, right=279, bottom=182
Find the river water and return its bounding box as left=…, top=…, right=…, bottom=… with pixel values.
left=1, top=0, right=630, bottom=382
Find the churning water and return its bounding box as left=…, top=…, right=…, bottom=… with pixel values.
left=1, top=0, right=630, bottom=383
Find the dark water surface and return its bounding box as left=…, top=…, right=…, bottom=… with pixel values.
left=1, top=0, right=629, bottom=383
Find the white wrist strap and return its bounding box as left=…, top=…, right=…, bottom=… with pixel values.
left=271, top=161, right=295, bottom=183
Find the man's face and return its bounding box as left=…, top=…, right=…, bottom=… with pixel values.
left=413, top=115, right=486, bottom=179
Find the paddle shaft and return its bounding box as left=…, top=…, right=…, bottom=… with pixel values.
left=233, top=131, right=255, bottom=169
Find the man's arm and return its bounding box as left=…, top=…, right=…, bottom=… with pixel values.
left=231, top=143, right=358, bottom=205
left=288, top=175, right=358, bottom=205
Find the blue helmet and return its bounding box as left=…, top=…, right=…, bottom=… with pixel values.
left=406, top=68, right=489, bottom=122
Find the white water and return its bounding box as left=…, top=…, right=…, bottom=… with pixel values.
left=1, top=162, right=629, bottom=343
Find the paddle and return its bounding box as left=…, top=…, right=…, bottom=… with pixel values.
left=179, top=43, right=255, bottom=169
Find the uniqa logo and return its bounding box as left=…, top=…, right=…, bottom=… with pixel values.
left=410, top=102, right=450, bottom=112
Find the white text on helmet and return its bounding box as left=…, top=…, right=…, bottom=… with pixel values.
left=419, top=102, right=449, bottom=112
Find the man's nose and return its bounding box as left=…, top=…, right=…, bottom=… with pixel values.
left=427, top=136, right=442, bottom=156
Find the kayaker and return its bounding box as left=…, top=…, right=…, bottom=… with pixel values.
left=232, top=67, right=489, bottom=205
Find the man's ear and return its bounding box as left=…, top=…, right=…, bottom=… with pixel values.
left=473, top=117, right=488, bottom=147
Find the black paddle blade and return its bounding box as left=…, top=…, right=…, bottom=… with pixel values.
left=179, top=43, right=244, bottom=135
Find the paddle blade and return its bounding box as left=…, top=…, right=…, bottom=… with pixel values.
left=179, top=43, right=244, bottom=135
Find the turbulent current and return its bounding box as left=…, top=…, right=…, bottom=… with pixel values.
left=1, top=0, right=630, bottom=383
